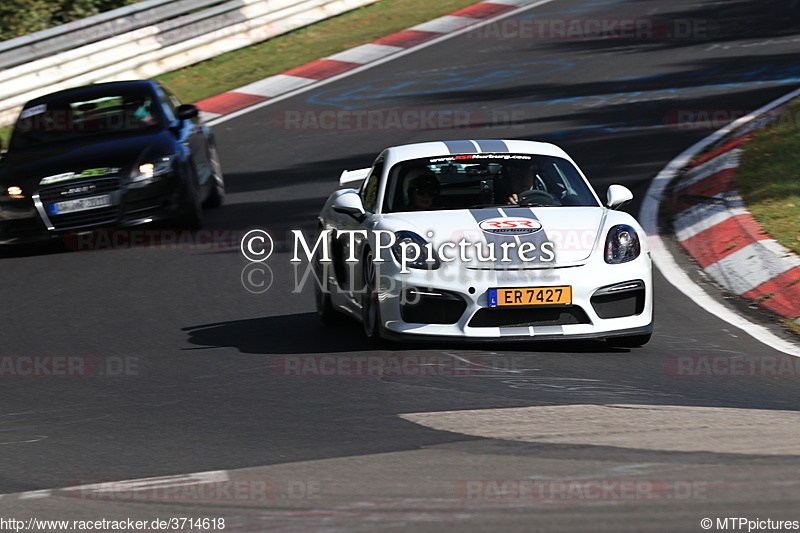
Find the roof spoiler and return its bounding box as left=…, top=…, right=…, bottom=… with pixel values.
left=339, top=168, right=370, bottom=187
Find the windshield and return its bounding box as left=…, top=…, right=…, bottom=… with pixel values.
left=383, top=153, right=600, bottom=213
left=9, top=91, right=161, bottom=150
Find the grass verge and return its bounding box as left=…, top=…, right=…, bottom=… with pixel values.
left=155, top=0, right=482, bottom=104
left=1, top=0, right=481, bottom=147
left=736, top=98, right=800, bottom=257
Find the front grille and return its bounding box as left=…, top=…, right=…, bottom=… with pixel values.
left=469, top=306, right=591, bottom=328
left=48, top=206, right=119, bottom=229
left=40, top=178, right=121, bottom=230
left=39, top=178, right=120, bottom=203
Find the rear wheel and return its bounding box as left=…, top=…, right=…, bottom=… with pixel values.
left=361, top=250, right=383, bottom=341
left=315, top=275, right=344, bottom=326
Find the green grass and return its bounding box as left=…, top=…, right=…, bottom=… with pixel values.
left=736, top=98, right=800, bottom=257
left=156, top=0, right=482, bottom=104
left=1, top=0, right=480, bottom=148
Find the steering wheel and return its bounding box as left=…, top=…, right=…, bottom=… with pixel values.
left=519, top=189, right=561, bottom=206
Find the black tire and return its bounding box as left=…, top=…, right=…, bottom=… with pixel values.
left=361, top=250, right=383, bottom=341
left=607, top=333, right=651, bottom=348
left=178, top=164, right=203, bottom=229
left=315, top=277, right=344, bottom=326
left=202, top=141, right=225, bottom=209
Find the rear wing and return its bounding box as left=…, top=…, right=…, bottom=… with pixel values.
left=339, top=168, right=370, bottom=187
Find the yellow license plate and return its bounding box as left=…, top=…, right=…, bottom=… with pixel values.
left=488, top=286, right=572, bottom=307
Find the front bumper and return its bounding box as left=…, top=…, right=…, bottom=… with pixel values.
left=373, top=253, right=653, bottom=341
left=0, top=175, right=186, bottom=245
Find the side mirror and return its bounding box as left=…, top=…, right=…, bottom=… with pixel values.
left=176, top=104, right=199, bottom=121
left=606, top=184, right=633, bottom=210
left=332, top=192, right=367, bottom=222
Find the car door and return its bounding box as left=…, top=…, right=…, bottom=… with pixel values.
left=157, top=86, right=208, bottom=190
left=335, top=159, right=383, bottom=303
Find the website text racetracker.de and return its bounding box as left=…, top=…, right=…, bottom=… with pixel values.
left=461, top=18, right=716, bottom=40
left=665, top=355, right=800, bottom=377
left=274, top=109, right=526, bottom=131
left=0, top=517, right=224, bottom=531
left=0, top=356, right=139, bottom=377
left=455, top=479, right=708, bottom=501
left=272, top=354, right=521, bottom=377
left=64, top=229, right=245, bottom=252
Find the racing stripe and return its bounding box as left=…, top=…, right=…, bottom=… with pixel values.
left=468, top=207, right=556, bottom=268
left=501, top=207, right=554, bottom=267
left=444, top=140, right=478, bottom=154
left=475, top=140, right=508, bottom=153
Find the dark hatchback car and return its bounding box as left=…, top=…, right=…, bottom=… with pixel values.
left=0, top=80, right=224, bottom=245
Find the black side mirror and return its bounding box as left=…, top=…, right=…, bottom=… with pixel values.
left=176, top=104, right=199, bottom=121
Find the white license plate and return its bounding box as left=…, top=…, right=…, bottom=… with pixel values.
left=49, top=194, right=112, bottom=215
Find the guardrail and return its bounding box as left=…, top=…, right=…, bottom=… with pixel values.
left=0, top=0, right=379, bottom=127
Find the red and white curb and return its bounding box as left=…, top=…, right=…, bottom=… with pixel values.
left=194, top=0, right=532, bottom=121
left=642, top=87, right=800, bottom=356
left=672, top=135, right=800, bottom=321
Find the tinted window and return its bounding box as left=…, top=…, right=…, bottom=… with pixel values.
left=10, top=88, right=162, bottom=150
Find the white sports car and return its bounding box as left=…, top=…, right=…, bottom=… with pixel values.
left=312, top=140, right=652, bottom=346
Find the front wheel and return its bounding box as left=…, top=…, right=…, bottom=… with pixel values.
left=178, top=164, right=203, bottom=229
left=203, top=141, right=225, bottom=209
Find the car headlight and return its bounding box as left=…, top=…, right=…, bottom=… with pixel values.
left=391, top=230, right=441, bottom=270
left=605, top=224, right=640, bottom=264
left=132, top=156, right=173, bottom=183
left=6, top=186, right=24, bottom=199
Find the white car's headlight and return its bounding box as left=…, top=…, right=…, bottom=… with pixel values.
left=133, top=156, right=173, bottom=183
left=391, top=230, right=441, bottom=270
left=605, top=224, right=640, bottom=264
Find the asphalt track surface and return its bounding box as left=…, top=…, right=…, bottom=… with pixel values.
left=3, top=0, right=800, bottom=531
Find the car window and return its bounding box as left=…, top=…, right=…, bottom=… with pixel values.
left=155, top=87, right=178, bottom=123
left=383, top=153, right=600, bottom=212
left=10, top=90, right=162, bottom=150
left=361, top=161, right=383, bottom=212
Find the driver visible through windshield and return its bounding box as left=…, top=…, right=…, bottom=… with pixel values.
left=383, top=153, right=600, bottom=213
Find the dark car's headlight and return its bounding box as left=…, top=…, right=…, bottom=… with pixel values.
left=132, top=156, right=173, bottom=183
left=605, top=224, right=640, bottom=264
left=5, top=186, right=24, bottom=199
left=391, top=230, right=441, bottom=270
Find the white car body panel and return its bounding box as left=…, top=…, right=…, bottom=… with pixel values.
left=315, top=140, right=653, bottom=344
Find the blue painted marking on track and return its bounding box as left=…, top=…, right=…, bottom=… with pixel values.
left=306, top=62, right=575, bottom=110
